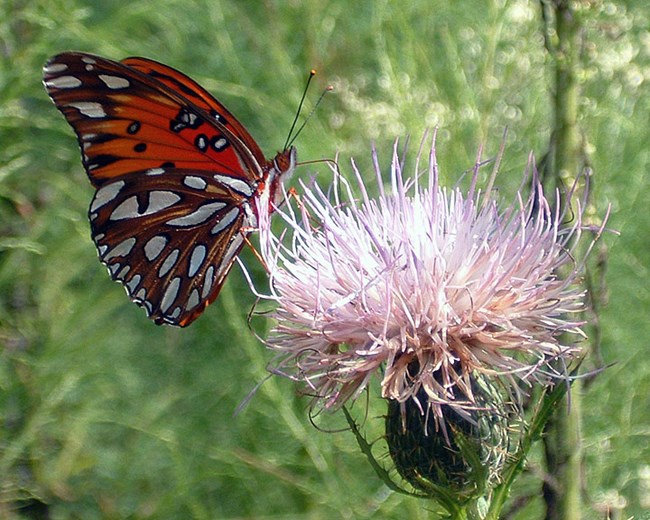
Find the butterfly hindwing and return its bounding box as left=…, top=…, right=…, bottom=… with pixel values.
left=90, top=167, right=253, bottom=326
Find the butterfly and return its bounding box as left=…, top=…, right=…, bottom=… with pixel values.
left=43, top=52, right=296, bottom=327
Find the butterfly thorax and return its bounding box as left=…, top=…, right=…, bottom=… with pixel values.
left=258, top=146, right=297, bottom=214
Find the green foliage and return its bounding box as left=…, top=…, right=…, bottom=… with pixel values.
left=1, top=0, right=648, bottom=518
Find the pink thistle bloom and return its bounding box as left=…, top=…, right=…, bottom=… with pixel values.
left=256, top=134, right=607, bottom=423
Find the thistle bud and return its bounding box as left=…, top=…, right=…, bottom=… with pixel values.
left=386, top=368, right=510, bottom=499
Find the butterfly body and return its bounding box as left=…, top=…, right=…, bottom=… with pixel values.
left=43, top=52, right=296, bottom=326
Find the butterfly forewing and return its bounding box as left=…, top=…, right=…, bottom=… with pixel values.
left=43, top=51, right=296, bottom=326
left=44, top=52, right=263, bottom=186
left=121, top=57, right=267, bottom=164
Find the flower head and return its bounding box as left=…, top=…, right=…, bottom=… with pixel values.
left=257, top=135, right=605, bottom=425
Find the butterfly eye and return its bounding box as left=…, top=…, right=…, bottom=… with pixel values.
left=44, top=51, right=297, bottom=326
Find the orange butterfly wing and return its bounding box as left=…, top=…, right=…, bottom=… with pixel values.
left=43, top=52, right=295, bottom=326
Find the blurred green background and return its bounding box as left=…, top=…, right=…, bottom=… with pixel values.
left=1, top=0, right=648, bottom=518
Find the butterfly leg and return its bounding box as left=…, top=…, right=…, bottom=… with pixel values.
left=240, top=230, right=270, bottom=273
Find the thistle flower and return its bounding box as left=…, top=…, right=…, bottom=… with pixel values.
left=255, top=135, right=606, bottom=497
left=258, top=134, right=603, bottom=412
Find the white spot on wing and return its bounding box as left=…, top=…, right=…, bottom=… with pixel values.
left=242, top=201, right=258, bottom=229
left=212, top=137, right=227, bottom=150
left=183, top=176, right=207, bottom=190
left=160, top=277, right=181, bottom=313
left=146, top=168, right=165, bottom=176
left=110, top=191, right=181, bottom=221
left=188, top=244, right=207, bottom=277
left=126, top=274, right=142, bottom=293
left=213, top=174, right=254, bottom=197
left=45, top=62, right=68, bottom=73
left=142, top=300, right=153, bottom=316
left=144, top=235, right=168, bottom=261
left=158, top=249, right=180, bottom=278
left=166, top=201, right=226, bottom=227
left=98, top=74, right=130, bottom=89
left=202, top=265, right=214, bottom=299
left=81, top=56, right=97, bottom=64
left=216, top=235, right=244, bottom=278
left=46, top=75, right=82, bottom=89
left=116, top=265, right=131, bottom=280
left=210, top=207, right=240, bottom=235
left=91, top=181, right=125, bottom=212
left=186, top=289, right=200, bottom=311
left=68, top=101, right=106, bottom=118
left=109, top=195, right=139, bottom=220
left=103, top=237, right=136, bottom=260
left=147, top=191, right=181, bottom=214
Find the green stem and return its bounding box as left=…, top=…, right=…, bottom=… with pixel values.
left=551, top=1, right=581, bottom=192
left=542, top=1, right=584, bottom=519
left=544, top=383, right=583, bottom=520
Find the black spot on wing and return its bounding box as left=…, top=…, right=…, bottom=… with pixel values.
left=209, top=109, right=228, bottom=126
left=87, top=154, right=120, bottom=170
left=211, top=136, right=229, bottom=152
left=170, top=107, right=203, bottom=133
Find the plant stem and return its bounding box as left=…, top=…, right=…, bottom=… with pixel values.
left=542, top=1, right=584, bottom=519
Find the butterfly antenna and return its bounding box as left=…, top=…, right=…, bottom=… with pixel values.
left=284, top=70, right=317, bottom=151
left=286, top=84, right=333, bottom=149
